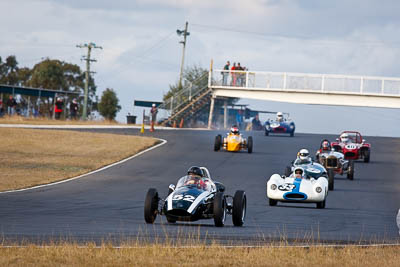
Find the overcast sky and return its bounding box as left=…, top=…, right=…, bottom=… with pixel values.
left=1, top=0, right=399, bottom=136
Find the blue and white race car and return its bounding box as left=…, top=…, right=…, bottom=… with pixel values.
left=284, top=149, right=333, bottom=190
left=264, top=112, right=295, bottom=137
left=267, top=166, right=329, bottom=209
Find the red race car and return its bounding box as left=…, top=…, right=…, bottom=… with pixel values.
left=331, top=131, right=371, bottom=162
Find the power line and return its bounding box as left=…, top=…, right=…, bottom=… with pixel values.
left=191, top=23, right=400, bottom=48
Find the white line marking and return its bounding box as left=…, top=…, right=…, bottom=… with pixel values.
left=0, top=124, right=208, bottom=130
left=1, top=243, right=399, bottom=249
left=0, top=139, right=167, bottom=194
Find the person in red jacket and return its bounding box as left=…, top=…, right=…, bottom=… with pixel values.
left=230, top=62, right=237, bottom=86
left=55, top=97, right=64, bottom=120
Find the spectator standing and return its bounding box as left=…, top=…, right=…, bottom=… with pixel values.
left=54, top=97, right=64, bottom=120
left=0, top=99, right=3, bottom=117
left=236, top=109, right=243, bottom=130
left=150, top=103, right=158, bottom=132
left=69, top=98, right=79, bottom=120
left=6, top=95, right=17, bottom=115
left=252, top=114, right=262, bottom=130
left=222, top=61, right=230, bottom=85
left=236, top=62, right=243, bottom=86
left=230, top=63, right=237, bottom=86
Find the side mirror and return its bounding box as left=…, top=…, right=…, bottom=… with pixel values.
left=336, top=138, right=339, bottom=141
left=214, top=182, right=225, bottom=192
left=362, top=139, right=366, bottom=144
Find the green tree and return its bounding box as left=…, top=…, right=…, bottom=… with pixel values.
left=0, top=55, right=19, bottom=85
left=98, top=88, right=121, bottom=121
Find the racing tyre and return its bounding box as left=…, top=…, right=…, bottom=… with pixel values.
left=290, top=132, right=294, bottom=137
left=316, top=199, right=326, bottom=209
left=213, top=192, right=226, bottom=227
left=232, top=190, right=246, bottom=226
left=265, top=131, right=269, bottom=136
left=347, top=160, right=354, bottom=180
left=144, top=188, right=159, bottom=224
left=285, top=166, right=292, bottom=177
left=364, top=150, right=370, bottom=163
left=247, top=136, right=253, bottom=153
left=214, top=135, right=222, bottom=151
left=269, top=198, right=278, bottom=206
left=328, top=169, right=335, bottom=191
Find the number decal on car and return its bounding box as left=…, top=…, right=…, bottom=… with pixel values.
left=278, top=184, right=296, bottom=191
left=172, top=194, right=195, bottom=202
left=345, top=144, right=357, bottom=150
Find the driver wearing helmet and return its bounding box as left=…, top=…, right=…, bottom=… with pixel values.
left=230, top=125, right=240, bottom=135
left=276, top=112, right=283, bottom=122
left=340, top=133, right=350, bottom=143
left=185, top=166, right=206, bottom=189
left=293, top=167, right=305, bottom=179
left=297, top=148, right=311, bottom=164
left=321, top=140, right=331, bottom=151
left=315, top=140, right=331, bottom=162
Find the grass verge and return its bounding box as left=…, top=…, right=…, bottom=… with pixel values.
left=0, top=243, right=399, bottom=266
left=0, top=116, right=128, bottom=125
left=0, top=128, right=158, bottom=191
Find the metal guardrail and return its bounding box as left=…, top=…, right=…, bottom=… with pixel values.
left=211, top=70, right=400, bottom=96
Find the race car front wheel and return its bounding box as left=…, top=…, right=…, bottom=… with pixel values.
left=328, top=169, right=335, bottom=191
left=247, top=136, right=253, bottom=153
left=214, top=135, right=222, bottom=151
left=213, top=192, right=226, bottom=227
left=363, top=150, right=370, bottom=163
left=316, top=199, right=326, bottom=209
left=347, top=160, right=354, bottom=180
left=232, top=190, right=246, bottom=226
left=144, top=188, right=159, bottom=224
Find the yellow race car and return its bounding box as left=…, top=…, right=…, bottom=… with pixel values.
left=214, top=126, right=253, bottom=153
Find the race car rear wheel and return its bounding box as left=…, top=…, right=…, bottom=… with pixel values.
left=269, top=198, right=278, bottom=206
left=213, top=192, right=226, bottom=227
left=232, top=190, right=246, bottom=226
left=247, top=136, right=253, bottom=153
left=316, top=199, right=326, bottom=209
left=347, top=160, right=354, bottom=180
left=214, top=135, right=222, bottom=151
left=328, top=169, right=335, bottom=191
left=290, top=132, right=294, bottom=137
left=144, top=188, right=159, bottom=224
left=265, top=130, right=269, bottom=136
left=363, top=150, right=370, bottom=163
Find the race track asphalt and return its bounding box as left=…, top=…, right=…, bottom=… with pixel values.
left=1, top=128, right=399, bottom=245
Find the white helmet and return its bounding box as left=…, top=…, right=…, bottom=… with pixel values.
left=298, top=149, right=310, bottom=161
left=276, top=112, right=283, bottom=121
left=340, top=133, right=349, bottom=143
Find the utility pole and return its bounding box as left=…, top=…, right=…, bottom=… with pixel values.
left=177, top=21, right=190, bottom=89
left=76, top=42, right=102, bottom=120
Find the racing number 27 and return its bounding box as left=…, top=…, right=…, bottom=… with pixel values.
left=172, top=194, right=195, bottom=202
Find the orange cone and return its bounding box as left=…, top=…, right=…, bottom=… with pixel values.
left=179, top=118, right=184, bottom=128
